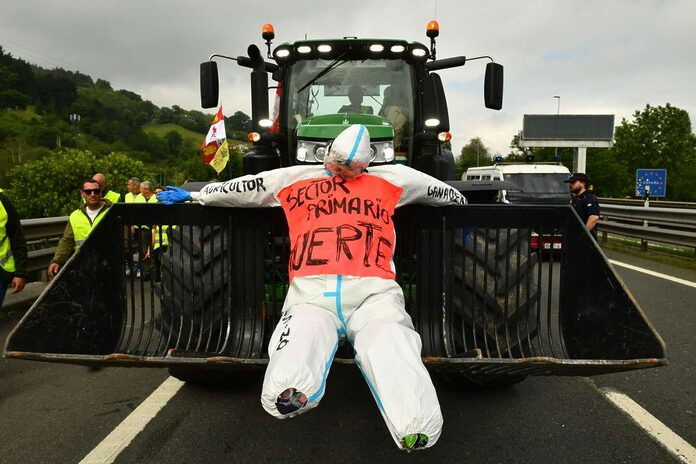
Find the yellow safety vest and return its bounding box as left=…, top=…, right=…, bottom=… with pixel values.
left=134, top=194, right=158, bottom=205
left=124, top=192, right=141, bottom=203
left=134, top=194, right=157, bottom=230
left=0, top=188, right=15, bottom=273
left=69, top=207, right=109, bottom=250
left=153, top=225, right=172, bottom=250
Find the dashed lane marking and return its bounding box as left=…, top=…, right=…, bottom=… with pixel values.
left=80, top=376, right=184, bottom=464
left=610, top=260, right=696, bottom=289
left=600, top=388, right=696, bottom=464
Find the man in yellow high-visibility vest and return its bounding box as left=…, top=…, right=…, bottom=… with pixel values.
left=81, top=173, right=120, bottom=205
left=124, top=177, right=142, bottom=203
left=0, top=188, right=27, bottom=305
left=133, top=181, right=158, bottom=278
left=48, top=179, right=112, bottom=278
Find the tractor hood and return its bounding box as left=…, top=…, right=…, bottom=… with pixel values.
left=296, top=114, right=394, bottom=141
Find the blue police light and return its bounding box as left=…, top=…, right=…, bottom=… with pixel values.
left=554, top=154, right=562, bottom=162
left=494, top=155, right=504, bottom=163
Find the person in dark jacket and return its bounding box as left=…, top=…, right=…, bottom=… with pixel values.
left=565, top=173, right=600, bottom=238
left=0, top=189, right=28, bottom=305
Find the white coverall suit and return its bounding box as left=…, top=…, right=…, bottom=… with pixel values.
left=190, top=125, right=467, bottom=450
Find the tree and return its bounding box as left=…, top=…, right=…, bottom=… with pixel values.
left=613, top=103, right=696, bottom=200
left=164, top=130, right=183, bottom=156
left=34, top=74, right=77, bottom=114
left=7, top=149, right=155, bottom=218
left=227, top=111, right=251, bottom=132
left=455, top=137, right=492, bottom=178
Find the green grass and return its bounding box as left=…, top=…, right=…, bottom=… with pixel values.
left=142, top=123, right=205, bottom=148
left=142, top=123, right=248, bottom=150
left=601, top=236, right=696, bottom=271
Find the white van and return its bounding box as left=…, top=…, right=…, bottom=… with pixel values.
left=465, top=163, right=570, bottom=205
left=465, top=162, right=571, bottom=251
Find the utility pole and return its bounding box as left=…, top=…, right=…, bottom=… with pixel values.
left=69, top=114, right=80, bottom=143
left=553, top=96, right=560, bottom=158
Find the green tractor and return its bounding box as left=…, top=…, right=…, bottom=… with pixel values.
left=4, top=23, right=665, bottom=388
left=199, top=22, right=503, bottom=180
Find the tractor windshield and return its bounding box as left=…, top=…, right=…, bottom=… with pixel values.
left=286, top=58, right=414, bottom=150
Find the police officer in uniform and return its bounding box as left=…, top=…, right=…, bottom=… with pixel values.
left=565, top=173, right=600, bottom=238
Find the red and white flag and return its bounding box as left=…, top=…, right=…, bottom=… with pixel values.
left=201, top=105, right=226, bottom=165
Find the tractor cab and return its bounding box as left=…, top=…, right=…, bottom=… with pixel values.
left=199, top=23, right=504, bottom=181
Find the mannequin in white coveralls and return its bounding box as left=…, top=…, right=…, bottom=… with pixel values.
left=158, top=125, right=467, bottom=451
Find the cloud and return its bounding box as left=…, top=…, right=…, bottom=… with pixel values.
left=0, top=0, right=694, bottom=156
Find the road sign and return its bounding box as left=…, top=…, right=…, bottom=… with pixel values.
left=635, top=169, right=667, bottom=197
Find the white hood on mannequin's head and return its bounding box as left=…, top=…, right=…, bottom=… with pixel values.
left=324, top=124, right=371, bottom=180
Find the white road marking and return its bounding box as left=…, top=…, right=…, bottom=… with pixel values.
left=80, top=376, right=185, bottom=464
left=600, top=388, right=696, bottom=464
left=610, top=260, right=696, bottom=289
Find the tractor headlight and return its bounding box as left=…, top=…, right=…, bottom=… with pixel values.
left=314, top=145, right=327, bottom=161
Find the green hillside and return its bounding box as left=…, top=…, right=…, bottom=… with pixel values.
left=0, top=44, right=256, bottom=217
left=143, top=122, right=205, bottom=148
left=143, top=122, right=249, bottom=149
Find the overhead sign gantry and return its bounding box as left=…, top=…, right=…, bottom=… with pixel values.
left=518, top=114, right=615, bottom=173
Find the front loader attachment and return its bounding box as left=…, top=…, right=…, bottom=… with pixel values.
left=4, top=204, right=666, bottom=384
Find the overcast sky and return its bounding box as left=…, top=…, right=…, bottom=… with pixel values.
left=1, top=0, right=693, bottom=155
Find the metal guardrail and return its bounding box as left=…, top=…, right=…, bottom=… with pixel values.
left=599, top=204, right=696, bottom=248
left=20, top=216, right=68, bottom=273
left=599, top=197, right=696, bottom=210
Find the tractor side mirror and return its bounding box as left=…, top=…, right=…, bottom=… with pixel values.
left=200, top=61, right=219, bottom=109
left=484, top=62, right=504, bottom=110
left=422, top=73, right=450, bottom=132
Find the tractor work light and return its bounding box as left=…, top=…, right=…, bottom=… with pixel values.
left=258, top=118, right=273, bottom=128
left=369, top=44, right=384, bottom=52
left=297, top=45, right=312, bottom=54
left=437, top=131, right=452, bottom=142
left=424, top=118, right=440, bottom=127
left=411, top=47, right=428, bottom=58
left=383, top=145, right=395, bottom=162
left=390, top=45, right=405, bottom=53
left=317, top=44, right=332, bottom=53
left=248, top=132, right=261, bottom=143
left=275, top=48, right=290, bottom=58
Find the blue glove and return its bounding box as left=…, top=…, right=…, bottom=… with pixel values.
left=157, top=186, right=192, bottom=205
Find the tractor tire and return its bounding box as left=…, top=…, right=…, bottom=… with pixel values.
left=447, top=226, right=540, bottom=358
left=157, top=225, right=228, bottom=351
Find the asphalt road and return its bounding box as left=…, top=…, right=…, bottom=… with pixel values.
left=1, top=249, right=694, bottom=463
